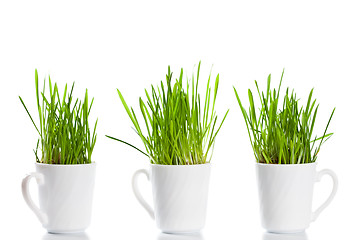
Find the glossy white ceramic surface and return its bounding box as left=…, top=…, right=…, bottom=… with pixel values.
left=22, top=163, right=96, bottom=233
left=132, top=163, right=211, bottom=233
left=256, top=163, right=338, bottom=233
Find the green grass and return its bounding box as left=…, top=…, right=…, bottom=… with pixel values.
left=19, top=69, right=98, bottom=164
left=107, top=62, right=229, bottom=165
left=234, top=70, right=335, bottom=164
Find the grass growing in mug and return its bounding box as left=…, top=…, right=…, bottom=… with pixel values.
left=234, top=70, right=335, bottom=164
left=107, top=62, right=229, bottom=165
left=19, top=70, right=98, bottom=164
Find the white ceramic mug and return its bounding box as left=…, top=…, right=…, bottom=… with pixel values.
left=256, top=162, right=338, bottom=233
left=22, top=163, right=96, bottom=233
left=132, top=163, right=211, bottom=233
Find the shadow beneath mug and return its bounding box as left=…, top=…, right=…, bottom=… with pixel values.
left=263, top=232, right=308, bottom=240
left=42, top=233, right=90, bottom=240
left=157, top=232, right=204, bottom=240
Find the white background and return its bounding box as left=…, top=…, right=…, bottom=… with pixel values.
left=0, top=0, right=359, bottom=239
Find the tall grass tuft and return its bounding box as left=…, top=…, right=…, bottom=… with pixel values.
left=19, top=69, right=98, bottom=164
left=234, top=70, right=335, bottom=164
left=107, top=62, right=229, bottom=165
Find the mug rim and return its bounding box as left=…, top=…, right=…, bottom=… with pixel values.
left=150, top=162, right=211, bottom=168
left=35, top=162, right=96, bottom=167
left=256, top=162, right=317, bottom=167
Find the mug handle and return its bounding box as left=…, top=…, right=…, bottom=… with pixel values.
left=132, top=169, right=155, bottom=220
left=311, top=169, right=338, bottom=222
left=21, top=172, right=48, bottom=225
